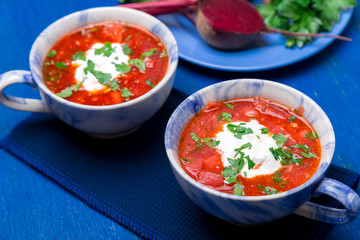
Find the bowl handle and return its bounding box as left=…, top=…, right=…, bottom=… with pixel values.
left=0, top=70, right=50, bottom=113
left=294, top=177, right=360, bottom=224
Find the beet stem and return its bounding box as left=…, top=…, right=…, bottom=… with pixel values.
left=263, top=27, right=352, bottom=42
left=118, top=0, right=197, bottom=16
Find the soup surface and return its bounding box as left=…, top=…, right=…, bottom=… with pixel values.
left=178, top=97, right=321, bottom=196
left=42, top=20, right=168, bottom=106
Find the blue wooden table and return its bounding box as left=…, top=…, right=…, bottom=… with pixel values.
left=0, top=0, right=359, bottom=239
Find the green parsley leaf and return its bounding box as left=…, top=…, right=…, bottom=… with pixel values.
left=84, top=60, right=95, bottom=74
left=269, top=147, right=279, bottom=160
left=258, top=185, right=279, bottom=195
left=91, top=70, right=112, bottom=86
left=122, top=44, right=133, bottom=55
left=95, top=42, right=115, bottom=57
left=272, top=133, right=288, bottom=147
left=72, top=51, right=86, bottom=61
left=55, top=62, right=67, bottom=69
left=146, top=79, right=156, bottom=88
left=234, top=127, right=253, bottom=139
left=225, top=103, right=234, bottom=109
left=181, top=158, right=195, bottom=162
left=233, top=182, right=245, bottom=196
left=112, top=62, right=131, bottom=74
left=56, top=80, right=83, bottom=98
left=203, top=138, right=220, bottom=148
left=109, top=79, right=120, bottom=91
left=246, top=156, right=255, bottom=170
left=121, top=88, right=131, bottom=98
left=301, top=152, right=317, bottom=158
left=160, top=49, right=167, bottom=58
left=125, top=35, right=132, bottom=41
left=289, top=115, right=297, bottom=123
left=235, top=142, right=252, bottom=152
left=261, top=127, right=269, bottom=134
left=223, top=165, right=238, bottom=178
left=128, top=59, right=146, bottom=72
left=47, top=49, right=56, bottom=58
left=217, top=112, right=232, bottom=122
left=305, top=131, right=319, bottom=140
left=190, top=132, right=202, bottom=148
left=83, top=60, right=115, bottom=87
left=223, top=157, right=246, bottom=184
left=292, top=144, right=309, bottom=153
left=273, top=171, right=282, bottom=182
left=140, top=48, right=158, bottom=58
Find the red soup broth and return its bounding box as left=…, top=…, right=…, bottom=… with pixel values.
left=178, top=97, right=321, bottom=196
left=42, top=20, right=168, bottom=106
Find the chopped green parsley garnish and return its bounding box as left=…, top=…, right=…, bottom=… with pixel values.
left=289, top=115, right=297, bottom=123
left=190, top=132, right=202, bottom=148
left=225, top=103, right=234, bottom=109
left=272, top=133, right=288, bottom=147
left=122, top=44, right=133, bottom=55
left=273, top=171, right=282, bottom=183
left=95, top=42, right=115, bottom=57
left=140, top=48, right=157, bottom=59
left=258, top=185, right=279, bottom=195
left=203, top=138, right=220, bottom=148
left=223, top=157, right=244, bottom=184
left=146, top=79, right=156, bottom=88
left=301, top=152, right=317, bottom=158
left=291, top=144, right=309, bottom=153
left=305, top=131, right=319, bottom=140
left=121, top=88, right=131, bottom=98
left=217, top=112, right=232, bottom=122
left=56, top=80, right=84, bottom=98
left=47, top=49, right=56, bottom=58
left=125, top=35, right=132, bottom=41
left=245, top=156, right=255, bottom=170
left=109, top=79, right=120, bottom=91
left=112, top=62, right=131, bottom=74
left=269, top=146, right=303, bottom=165
left=235, top=142, right=252, bottom=152
left=72, top=51, right=86, bottom=61
left=260, top=127, right=269, bottom=134
left=160, top=49, right=167, bottom=58
left=55, top=62, right=67, bottom=69
left=227, top=123, right=253, bottom=139
left=84, top=60, right=118, bottom=90
left=181, top=157, right=195, bottom=162
left=233, top=182, right=245, bottom=196
left=222, top=141, right=255, bottom=188
left=128, top=59, right=146, bottom=72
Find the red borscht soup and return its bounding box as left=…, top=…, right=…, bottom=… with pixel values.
left=42, top=21, right=168, bottom=106
left=178, top=97, right=321, bottom=196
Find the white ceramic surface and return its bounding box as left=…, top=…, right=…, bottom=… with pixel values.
left=0, top=7, right=178, bottom=137
left=165, top=79, right=360, bottom=225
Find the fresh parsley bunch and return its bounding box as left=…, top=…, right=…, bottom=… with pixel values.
left=257, top=0, right=357, bottom=48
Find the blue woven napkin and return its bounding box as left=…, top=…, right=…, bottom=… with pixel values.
left=0, top=89, right=359, bottom=240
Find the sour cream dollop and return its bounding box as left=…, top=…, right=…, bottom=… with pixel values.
left=72, top=42, right=129, bottom=92
left=215, top=119, right=281, bottom=178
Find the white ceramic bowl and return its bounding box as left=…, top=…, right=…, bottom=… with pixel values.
left=0, top=7, right=178, bottom=138
left=165, top=79, right=360, bottom=225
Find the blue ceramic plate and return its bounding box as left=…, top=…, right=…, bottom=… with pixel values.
left=158, top=8, right=354, bottom=72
